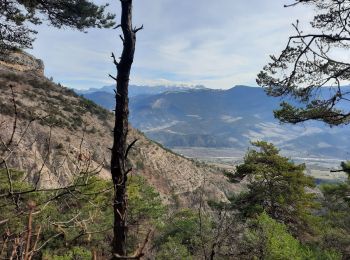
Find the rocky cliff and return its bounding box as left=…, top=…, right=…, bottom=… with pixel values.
left=0, top=50, right=44, bottom=76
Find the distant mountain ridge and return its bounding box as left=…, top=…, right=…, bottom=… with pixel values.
left=77, top=84, right=209, bottom=110
left=81, top=84, right=350, bottom=160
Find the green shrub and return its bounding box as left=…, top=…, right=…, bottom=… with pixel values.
left=154, top=209, right=211, bottom=256
left=0, top=169, right=166, bottom=258
left=242, top=212, right=341, bottom=260
left=43, top=246, right=92, bottom=260
left=135, top=160, right=144, bottom=170
left=156, top=237, right=192, bottom=260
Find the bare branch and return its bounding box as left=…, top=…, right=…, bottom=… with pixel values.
left=119, top=34, right=125, bottom=43
left=125, top=139, right=138, bottom=159
left=111, top=52, right=119, bottom=67
left=109, top=74, right=117, bottom=81
left=133, top=24, right=144, bottom=33
left=7, top=84, right=17, bottom=147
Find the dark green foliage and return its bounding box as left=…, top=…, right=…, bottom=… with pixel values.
left=154, top=209, right=211, bottom=258
left=55, top=143, right=64, bottom=150
left=231, top=141, right=318, bottom=233
left=135, top=160, right=144, bottom=170
left=79, top=96, right=111, bottom=122
left=70, top=115, right=84, bottom=129
left=318, top=168, right=350, bottom=257
left=257, top=0, right=350, bottom=126
left=240, top=212, right=341, bottom=260
left=43, top=246, right=92, bottom=260
left=156, top=237, right=193, bottom=260
left=127, top=175, right=165, bottom=225
left=0, top=0, right=115, bottom=51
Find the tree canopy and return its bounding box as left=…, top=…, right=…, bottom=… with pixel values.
left=257, top=0, right=350, bottom=126
left=0, top=0, right=115, bottom=52
left=231, top=141, right=317, bottom=232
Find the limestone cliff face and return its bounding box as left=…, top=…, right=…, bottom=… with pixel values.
left=0, top=50, right=44, bottom=76
left=0, top=57, right=240, bottom=208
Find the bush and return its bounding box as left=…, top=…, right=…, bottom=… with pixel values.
left=0, top=169, right=166, bottom=258
left=154, top=209, right=211, bottom=256
left=43, top=246, right=92, bottom=260
left=241, top=212, right=341, bottom=260
left=156, top=237, right=192, bottom=260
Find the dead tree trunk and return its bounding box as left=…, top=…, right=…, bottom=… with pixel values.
left=110, top=0, right=142, bottom=258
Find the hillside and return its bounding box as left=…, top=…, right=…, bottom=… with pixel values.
left=0, top=51, right=238, bottom=207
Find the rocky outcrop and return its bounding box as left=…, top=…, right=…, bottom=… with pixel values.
left=0, top=50, right=44, bottom=76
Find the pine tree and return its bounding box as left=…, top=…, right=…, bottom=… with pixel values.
left=257, top=0, right=350, bottom=126
left=0, top=0, right=115, bottom=52
left=231, top=141, right=317, bottom=233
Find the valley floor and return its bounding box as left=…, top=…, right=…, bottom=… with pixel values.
left=173, top=146, right=348, bottom=183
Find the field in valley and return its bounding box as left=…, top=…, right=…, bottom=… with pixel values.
left=174, top=147, right=348, bottom=183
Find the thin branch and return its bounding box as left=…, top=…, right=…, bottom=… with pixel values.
left=133, top=24, right=144, bottom=33
left=4, top=160, right=14, bottom=195
left=111, top=52, right=119, bottom=67
left=28, top=226, right=41, bottom=260
left=24, top=203, right=35, bottom=260
left=109, top=74, right=117, bottom=81
left=0, top=219, right=9, bottom=225
left=7, top=84, right=18, bottom=147
left=119, top=34, right=125, bottom=43
left=33, top=233, right=64, bottom=252
left=125, top=139, right=138, bottom=159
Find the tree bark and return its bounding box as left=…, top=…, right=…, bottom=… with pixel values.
left=110, top=0, right=140, bottom=257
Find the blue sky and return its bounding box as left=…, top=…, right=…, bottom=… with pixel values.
left=28, top=0, right=312, bottom=90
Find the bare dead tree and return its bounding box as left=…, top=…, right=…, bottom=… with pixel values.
left=110, top=0, right=143, bottom=258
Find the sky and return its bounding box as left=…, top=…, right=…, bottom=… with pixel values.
left=28, top=0, right=313, bottom=90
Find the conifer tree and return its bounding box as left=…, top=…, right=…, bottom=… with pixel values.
left=257, top=0, right=350, bottom=126
left=0, top=0, right=115, bottom=52
left=232, top=141, right=317, bottom=233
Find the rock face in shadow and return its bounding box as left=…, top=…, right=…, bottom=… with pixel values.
left=0, top=50, right=44, bottom=76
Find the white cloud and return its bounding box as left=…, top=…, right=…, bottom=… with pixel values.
left=144, top=121, right=180, bottom=133
left=317, top=142, right=332, bottom=148
left=28, top=0, right=313, bottom=90
left=228, top=137, right=239, bottom=143
left=187, top=115, right=202, bottom=119
left=221, top=115, right=243, bottom=123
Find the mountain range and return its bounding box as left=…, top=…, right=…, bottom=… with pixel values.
left=81, top=85, right=350, bottom=161
left=77, top=84, right=208, bottom=108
